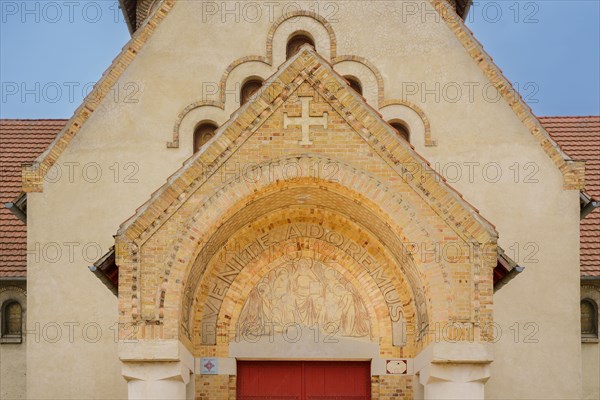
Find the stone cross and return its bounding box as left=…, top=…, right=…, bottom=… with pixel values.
left=283, top=97, right=328, bottom=145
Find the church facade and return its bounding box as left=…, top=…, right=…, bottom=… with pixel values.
left=1, top=1, right=599, bottom=399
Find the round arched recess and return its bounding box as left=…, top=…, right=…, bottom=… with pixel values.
left=389, top=120, right=411, bottom=142
left=581, top=298, right=599, bottom=338
left=0, top=286, right=26, bottom=342
left=240, top=77, right=264, bottom=105
left=222, top=61, right=271, bottom=114
left=334, top=60, right=380, bottom=106
left=163, top=177, right=437, bottom=353
left=189, top=204, right=421, bottom=358
left=271, top=16, right=334, bottom=66
left=147, top=156, right=491, bottom=351
left=286, top=32, right=315, bottom=59
left=176, top=105, right=227, bottom=155
left=380, top=103, right=428, bottom=148
left=193, top=121, right=218, bottom=153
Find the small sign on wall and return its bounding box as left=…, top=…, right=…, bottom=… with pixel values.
left=386, top=359, right=408, bottom=375
left=200, top=358, right=218, bottom=375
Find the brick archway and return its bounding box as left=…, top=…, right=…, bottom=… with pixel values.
left=115, top=48, right=498, bottom=399
left=159, top=164, right=441, bottom=347
left=115, top=45, right=497, bottom=358
left=189, top=205, right=422, bottom=358
left=116, top=154, right=494, bottom=347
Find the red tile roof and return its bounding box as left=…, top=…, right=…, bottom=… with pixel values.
left=540, top=116, right=600, bottom=277
left=0, top=119, right=65, bottom=278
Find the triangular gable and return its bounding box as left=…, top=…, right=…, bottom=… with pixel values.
left=117, top=46, right=497, bottom=247
left=20, top=0, right=583, bottom=194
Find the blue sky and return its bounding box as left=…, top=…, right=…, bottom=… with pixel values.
left=1, top=0, right=599, bottom=119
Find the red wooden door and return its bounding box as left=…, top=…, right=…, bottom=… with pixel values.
left=237, top=361, right=371, bottom=400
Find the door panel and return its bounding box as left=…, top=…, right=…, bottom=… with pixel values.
left=237, top=361, right=370, bottom=400
left=237, top=361, right=302, bottom=399
left=305, top=362, right=370, bottom=399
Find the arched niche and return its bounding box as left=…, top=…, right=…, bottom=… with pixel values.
left=380, top=103, right=430, bottom=149
left=334, top=60, right=380, bottom=106
left=222, top=61, right=271, bottom=114
left=270, top=16, right=334, bottom=67
left=176, top=105, right=227, bottom=156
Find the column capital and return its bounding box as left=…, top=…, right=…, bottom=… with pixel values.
left=119, top=339, right=194, bottom=371
left=414, top=342, right=493, bottom=370
left=414, top=342, right=494, bottom=400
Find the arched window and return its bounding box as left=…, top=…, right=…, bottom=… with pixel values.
left=581, top=299, right=598, bottom=338
left=344, top=76, right=363, bottom=95
left=193, top=122, right=218, bottom=153
left=286, top=33, right=315, bottom=59
left=1, top=301, right=22, bottom=338
left=390, top=120, right=410, bottom=142
left=241, top=79, right=263, bottom=105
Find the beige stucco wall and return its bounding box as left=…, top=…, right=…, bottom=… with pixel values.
left=0, top=282, right=27, bottom=400
left=0, top=332, right=26, bottom=400
left=25, top=1, right=582, bottom=398
left=582, top=341, right=600, bottom=399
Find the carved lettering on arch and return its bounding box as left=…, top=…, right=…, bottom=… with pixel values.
left=196, top=223, right=409, bottom=346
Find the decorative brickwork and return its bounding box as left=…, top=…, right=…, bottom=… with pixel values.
left=169, top=9, right=336, bottom=148
left=170, top=11, right=438, bottom=149
left=136, top=0, right=159, bottom=28
left=195, top=374, right=232, bottom=400
left=168, top=101, right=225, bottom=148
left=267, top=10, right=338, bottom=62
left=13, top=1, right=586, bottom=398
left=115, top=49, right=497, bottom=365
left=371, top=375, right=413, bottom=400
left=191, top=207, right=417, bottom=357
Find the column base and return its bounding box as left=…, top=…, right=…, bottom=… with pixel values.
left=120, top=340, right=195, bottom=400
left=122, top=361, right=192, bottom=400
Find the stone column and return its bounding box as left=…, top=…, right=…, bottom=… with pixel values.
left=414, top=342, right=493, bottom=400
left=120, top=340, right=195, bottom=400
